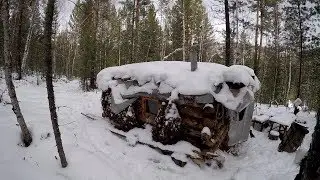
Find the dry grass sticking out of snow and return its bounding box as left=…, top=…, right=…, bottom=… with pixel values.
left=0, top=77, right=317, bottom=180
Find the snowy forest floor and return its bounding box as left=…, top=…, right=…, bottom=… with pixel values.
left=0, top=76, right=317, bottom=180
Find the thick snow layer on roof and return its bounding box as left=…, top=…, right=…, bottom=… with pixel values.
left=97, top=61, right=260, bottom=111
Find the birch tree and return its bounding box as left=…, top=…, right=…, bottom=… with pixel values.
left=21, top=0, right=39, bottom=72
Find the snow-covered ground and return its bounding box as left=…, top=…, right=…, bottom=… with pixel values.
left=0, top=77, right=317, bottom=180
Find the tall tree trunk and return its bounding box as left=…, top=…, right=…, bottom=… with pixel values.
left=182, top=0, right=186, bottom=61
left=258, top=36, right=268, bottom=102
left=199, top=26, right=204, bottom=62
left=89, top=1, right=98, bottom=90
left=257, top=0, right=264, bottom=77
left=241, top=30, right=246, bottom=65
left=286, top=53, right=292, bottom=101
left=52, top=26, right=57, bottom=77
left=71, top=38, right=77, bottom=77
left=233, top=0, right=239, bottom=65
left=224, top=0, right=231, bottom=66
left=297, top=2, right=303, bottom=99
left=44, top=0, right=68, bottom=168
left=66, top=37, right=72, bottom=78
left=135, top=0, right=140, bottom=62
left=253, top=0, right=260, bottom=76
left=272, top=3, right=279, bottom=101
left=21, top=0, right=38, bottom=72
left=15, top=0, right=25, bottom=80
left=2, top=0, right=32, bottom=147
left=160, top=10, right=166, bottom=61
left=130, top=0, right=136, bottom=64
left=118, top=21, right=121, bottom=66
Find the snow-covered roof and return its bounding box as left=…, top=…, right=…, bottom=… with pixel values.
left=97, top=61, right=260, bottom=111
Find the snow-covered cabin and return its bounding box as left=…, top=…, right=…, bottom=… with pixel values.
left=97, top=61, right=260, bottom=152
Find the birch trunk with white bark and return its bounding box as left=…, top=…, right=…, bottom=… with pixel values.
left=286, top=56, right=292, bottom=101
left=21, top=0, right=38, bottom=72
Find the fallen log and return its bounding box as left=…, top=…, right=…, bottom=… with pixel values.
left=81, top=112, right=97, bottom=121
left=109, top=128, right=225, bottom=168
left=109, top=129, right=174, bottom=155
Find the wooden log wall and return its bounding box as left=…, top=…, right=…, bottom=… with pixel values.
left=101, top=90, right=231, bottom=152
left=178, top=102, right=230, bottom=152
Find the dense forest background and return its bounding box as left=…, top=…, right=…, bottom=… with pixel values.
left=0, top=0, right=319, bottom=108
